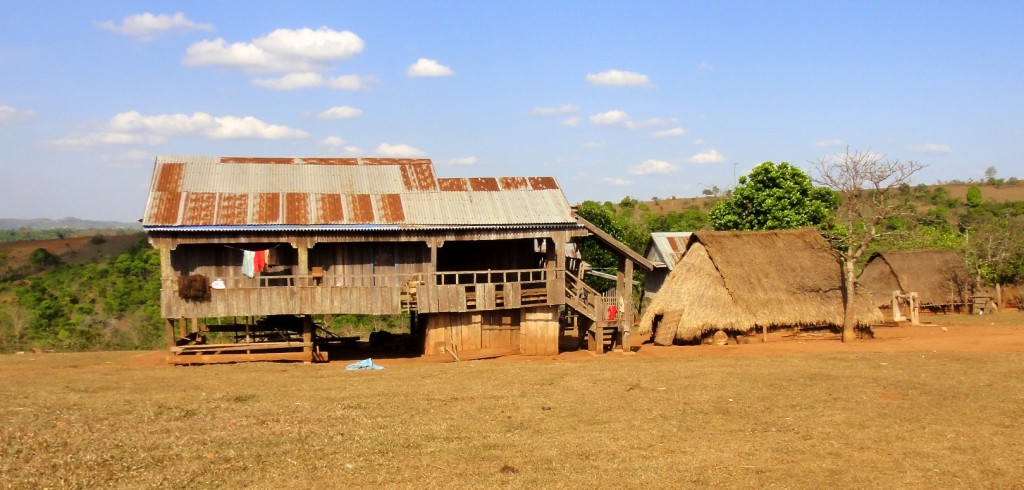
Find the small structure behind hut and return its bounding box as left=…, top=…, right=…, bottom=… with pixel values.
left=637, top=228, right=881, bottom=345
left=858, top=250, right=971, bottom=311
left=642, top=231, right=692, bottom=299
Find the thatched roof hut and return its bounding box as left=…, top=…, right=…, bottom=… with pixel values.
left=858, top=250, right=970, bottom=307
left=637, top=228, right=881, bottom=345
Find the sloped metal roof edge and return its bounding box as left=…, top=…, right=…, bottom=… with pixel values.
left=144, top=222, right=583, bottom=232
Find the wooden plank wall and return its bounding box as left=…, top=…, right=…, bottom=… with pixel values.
left=162, top=286, right=404, bottom=318
left=309, top=242, right=428, bottom=287
left=422, top=306, right=559, bottom=357
left=520, top=306, right=559, bottom=356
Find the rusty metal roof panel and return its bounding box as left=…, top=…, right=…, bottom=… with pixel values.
left=499, top=177, right=528, bottom=191
left=181, top=192, right=217, bottom=225
left=315, top=194, right=344, bottom=223
left=437, top=178, right=468, bottom=191
left=469, top=177, right=499, bottom=191
left=143, top=156, right=576, bottom=228
left=377, top=194, right=406, bottom=223
left=146, top=191, right=183, bottom=225
left=255, top=193, right=281, bottom=224
left=346, top=194, right=374, bottom=223
left=215, top=193, right=250, bottom=225
left=528, top=176, right=559, bottom=190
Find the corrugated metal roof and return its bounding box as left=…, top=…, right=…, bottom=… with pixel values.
left=645, top=231, right=694, bottom=270
left=143, top=155, right=577, bottom=229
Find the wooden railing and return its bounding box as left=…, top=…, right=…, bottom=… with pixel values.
left=163, top=268, right=561, bottom=317
left=563, top=269, right=602, bottom=321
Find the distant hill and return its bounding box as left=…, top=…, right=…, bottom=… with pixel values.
left=0, top=217, right=142, bottom=231
left=638, top=181, right=1024, bottom=215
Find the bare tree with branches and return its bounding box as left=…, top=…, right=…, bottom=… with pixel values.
left=812, top=148, right=927, bottom=342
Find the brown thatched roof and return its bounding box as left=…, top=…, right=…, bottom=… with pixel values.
left=858, top=250, right=970, bottom=306
left=637, top=228, right=882, bottom=344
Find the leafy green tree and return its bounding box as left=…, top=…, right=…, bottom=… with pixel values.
left=709, top=162, right=836, bottom=231
left=966, top=186, right=983, bottom=208
left=28, top=248, right=60, bottom=269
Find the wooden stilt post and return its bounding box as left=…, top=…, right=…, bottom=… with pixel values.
left=909, top=292, right=920, bottom=326
left=892, top=291, right=905, bottom=322
left=165, top=319, right=174, bottom=349
left=302, top=315, right=313, bottom=363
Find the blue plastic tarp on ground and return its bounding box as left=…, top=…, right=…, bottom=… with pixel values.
left=346, top=358, right=384, bottom=370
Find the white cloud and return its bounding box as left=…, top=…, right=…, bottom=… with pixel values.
left=0, top=105, right=35, bottom=125
left=251, top=73, right=372, bottom=91
left=586, top=69, right=651, bottom=87
left=252, top=72, right=325, bottom=90
left=318, top=106, right=363, bottom=120
left=50, top=110, right=307, bottom=150
left=814, top=139, right=846, bottom=148
left=589, top=110, right=675, bottom=129
left=447, top=156, right=478, bottom=166
left=583, top=141, right=606, bottom=148
left=207, top=116, right=309, bottom=139
left=603, top=177, right=633, bottom=186
left=629, top=159, right=679, bottom=175
left=342, top=146, right=363, bottom=155
left=183, top=27, right=364, bottom=73
left=320, top=136, right=346, bottom=146
left=562, top=116, right=580, bottom=127
left=327, top=74, right=372, bottom=90
left=375, top=143, right=426, bottom=158
left=696, top=62, right=715, bottom=74
left=908, top=143, right=951, bottom=154
left=49, top=132, right=166, bottom=150
left=590, top=110, right=632, bottom=126
left=98, top=12, right=213, bottom=41
left=407, top=58, right=454, bottom=77
left=687, top=149, right=726, bottom=164
left=651, top=127, right=687, bottom=138
left=529, top=104, right=579, bottom=116
left=692, top=139, right=706, bottom=146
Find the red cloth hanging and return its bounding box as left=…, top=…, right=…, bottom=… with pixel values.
left=607, top=304, right=618, bottom=321
left=253, top=250, right=267, bottom=273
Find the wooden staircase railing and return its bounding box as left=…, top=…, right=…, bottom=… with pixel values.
left=564, top=269, right=601, bottom=321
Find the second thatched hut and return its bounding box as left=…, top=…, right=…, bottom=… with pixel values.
left=637, top=228, right=881, bottom=345
left=858, top=250, right=971, bottom=309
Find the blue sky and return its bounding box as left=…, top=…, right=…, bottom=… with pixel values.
left=2, top=1, right=1022, bottom=222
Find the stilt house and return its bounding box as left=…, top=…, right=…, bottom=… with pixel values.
left=143, top=156, right=649, bottom=363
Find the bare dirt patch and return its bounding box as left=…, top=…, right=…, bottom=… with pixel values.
left=2, top=313, right=1022, bottom=488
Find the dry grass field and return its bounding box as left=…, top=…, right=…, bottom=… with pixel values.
left=3, top=316, right=1024, bottom=488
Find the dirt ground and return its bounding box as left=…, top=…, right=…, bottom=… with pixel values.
left=118, top=311, right=1024, bottom=368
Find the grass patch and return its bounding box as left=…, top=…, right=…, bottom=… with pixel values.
left=1, top=350, right=1022, bottom=487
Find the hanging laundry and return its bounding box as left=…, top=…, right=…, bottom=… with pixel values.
left=242, top=250, right=256, bottom=278
left=253, top=250, right=267, bottom=274
left=607, top=304, right=618, bottom=321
